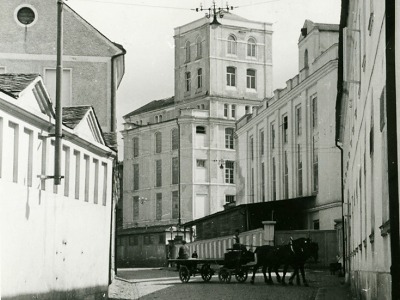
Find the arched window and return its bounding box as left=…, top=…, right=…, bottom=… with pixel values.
left=247, top=37, right=256, bottom=57
left=246, top=69, right=256, bottom=89
left=196, top=36, right=202, bottom=58
left=155, top=115, right=159, bottom=123
left=155, top=132, right=162, bottom=153
left=227, top=35, right=237, bottom=55
left=304, top=49, right=309, bottom=69
left=226, top=67, right=236, bottom=87
left=185, top=40, right=191, bottom=62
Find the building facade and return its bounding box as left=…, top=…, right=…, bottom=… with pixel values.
left=0, top=0, right=125, bottom=133
left=336, top=1, right=400, bottom=298
left=120, top=14, right=273, bottom=266
left=236, top=20, right=341, bottom=230
left=0, top=74, right=115, bottom=299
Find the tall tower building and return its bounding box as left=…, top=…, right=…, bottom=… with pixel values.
left=120, top=13, right=272, bottom=267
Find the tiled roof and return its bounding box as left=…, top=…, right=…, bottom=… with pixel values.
left=0, top=73, right=39, bottom=98
left=62, top=106, right=91, bottom=129
left=124, top=96, right=175, bottom=118
left=103, top=132, right=118, bottom=152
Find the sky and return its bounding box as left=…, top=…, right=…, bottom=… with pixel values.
left=67, top=0, right=341, bottom=155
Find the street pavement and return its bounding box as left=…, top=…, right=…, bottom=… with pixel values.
left=108, top=267, right=354, bottom=300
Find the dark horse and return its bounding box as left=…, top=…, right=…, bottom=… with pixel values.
left=250, top=238, right=318, bottom=286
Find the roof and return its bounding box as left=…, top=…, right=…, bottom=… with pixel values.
left=299, top=20, right=339, bottom=42
left=103, top=132, right=118, bottom=152
left=123, top=96, right=175, bottom=119
left=62, top=106, right=91, bottom=129
left=0, top=73, right=40, bottom=98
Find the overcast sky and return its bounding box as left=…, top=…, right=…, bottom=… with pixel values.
left=67, top=0, right=341, bottom=154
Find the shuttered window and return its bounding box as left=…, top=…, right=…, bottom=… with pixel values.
left=133, top=196, right=139, bottom=219
left=156, top=193, right=162, bottom=220
left=133, top=164, right=139, bottom=190
left=133, top=137, right=139, bottom=157
left=155, top=159, right=162, bottom=187
left=172, top=157, right=179, bottom=184
left=171, top=128, right=179, bottom=150
left=172, top=191, right=179, bottom=219
left=155, top=132, right=162, bottom=153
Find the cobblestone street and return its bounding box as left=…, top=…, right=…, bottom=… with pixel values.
left=108, top=268, right=353, bottom=300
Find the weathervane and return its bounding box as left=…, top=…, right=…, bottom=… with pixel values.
left=194, top=1, right=235, bottom=28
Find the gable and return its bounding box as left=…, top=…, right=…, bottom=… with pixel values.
left=70, top=107, right=105, bottom=145
left=0, top=0, right=123, bottom=57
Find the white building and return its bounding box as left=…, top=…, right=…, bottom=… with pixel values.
left=336, top=1, right=400, bottom=298
left=236, top=20, right=341, bottom=230
left=0, top=74, right=115, bottom=299
left=120, top=13, right=273, bottom=266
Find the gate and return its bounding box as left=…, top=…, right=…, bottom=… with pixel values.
left=275, top=230, right=337, bottom=268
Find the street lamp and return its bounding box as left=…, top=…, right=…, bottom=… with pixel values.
left=194, top=1, right=235, bottom=28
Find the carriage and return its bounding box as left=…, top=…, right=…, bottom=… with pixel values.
left=168, top=246, right=255, bottom=283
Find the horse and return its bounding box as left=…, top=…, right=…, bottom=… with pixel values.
left=279, top=237, right=319, bottom=286
left=249, top=238, right=318, bottom=286
left=249, top=244, right=281, bottom=285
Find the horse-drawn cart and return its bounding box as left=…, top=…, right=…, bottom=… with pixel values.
left=168, top=247, right=255, bottom=283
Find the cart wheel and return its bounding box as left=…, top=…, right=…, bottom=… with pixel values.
left=179, top=266, right=190, bottom=283
left=201, top=264, right=213, bottom=282
left=218, top=268, right=231, bottom=283
left=235, top=267, right=248, bottom=283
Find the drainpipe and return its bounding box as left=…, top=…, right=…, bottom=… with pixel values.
left=54, top=0, right=64, bottom=185
left=110, top=49, right=126, bottom=133
left=385, top=1, right=400, bottom=299
left=177, top=118, right=181, bottom=227
left=335, top=141, right=346, bottom=278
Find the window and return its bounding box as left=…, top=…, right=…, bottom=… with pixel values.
left=196, top=36, right=202, bottom=58
left=225, top=195, right=235, bottom=204
left=155, top=132, right=162, bottom=153
left=304, top=49, right=309, bottom=69
left=185, top=72, right=191, bottom=92
left=313, top=219, right=320, bottom=230
left=283, top=116, right=288, bottom=143
left=172, top=191, right=179, bottom=219
left=155, top=115, right=159, bottom=123
left=271, top=123, right=275, bottom=149
left=312, top=96, right=318, bottom=128
left=39, top=136, right=47, bottom=191
left=196, top=126, right=206, bottom=134
left=155, top=159, right=162, bottom=187
left=296, top=106, right=302, bottom=136
left=93, top=158, right=99, bottom=204
left=250, top=136, right=254, bottom=161
left=245, top=106, right=250, bottom=114
left=16, top=6, right=36, bottom=26
left=129, top=236, right=139, bottom=246
left=297, top=144, right=303, bottom=196
left=23, top=128, right=33, bottom=187
left=196, top=159, right=206, bottom=167
left=225, top=128, right=234, bottom=149
left=261, top=162, right=265, bottom=201
left=225, top=161, right=234, bottom=184
left=133, top=137, right=139, bottom=157
left=227, top=35, right=237, bottom=55
left=260, top=130, right=264, bottom=156
left=272, top=157, right=276, bottom=200
left=185, top=40, right=191, bottom=62
left=133, top=164, right=139, bottom=190
left=246, top=69, right=256, bottom=89
left=224, top=104, right=228, bottom=117
left=172, top=157, right=179, bottom=184
left=159, top=234, right=165, bottom=244
left=226, top=67, right=236, bottom=87
left=283, top=151, right=288, bottom=198
left=74, top=150, right=80, bottom=199
left=102, top=162, right=108, bottom=206
left=313, top=137, right=318, bottom=192
left=44, top=68, right=72, bottom=107
left=197, top=68, right=202, bottom=89
left=133, top=196, right=139, bottom=219
left=247, top=38, right=256, bottom=57
left=156, top=193, right=162, bottom=220
left=171, top=128, right=179, bottom=150
left=8, top=122, right=19, bottom=183
left=159, top=115, right=162, bottom=122
left=201, top=104, right=205, bottom=109
left=231, top=105, right=236, bottom=118
left=84, top=155, right=90, bottom=201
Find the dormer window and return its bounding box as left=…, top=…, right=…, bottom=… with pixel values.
left=227, top=35, right=237, bottom=55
